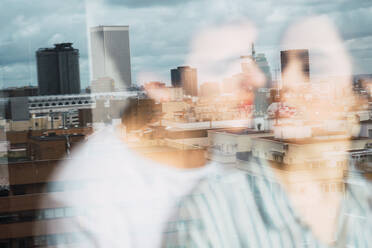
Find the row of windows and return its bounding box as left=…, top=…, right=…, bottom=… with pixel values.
left=30, top=100, right=91, bottom=108
left=0, top=232, right=89, bottom=248
left=251, top=149, right=353, bottom=168
left=0, top=207, right=80, bottom=224
left=4, top=181, right=85, bottom=197
left=321, top=182, right=344, bottom=193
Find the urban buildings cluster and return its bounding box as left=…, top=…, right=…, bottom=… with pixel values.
left=0, top=24, right=371, bottom=247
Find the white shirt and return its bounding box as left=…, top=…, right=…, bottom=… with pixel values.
left=48, top=125, right=220, bottom=247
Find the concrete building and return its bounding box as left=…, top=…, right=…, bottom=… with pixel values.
left=90, top=26, right=132, bottom=90
left=280, top=49, right=310, bottom=85
left=207, top=128, right=272, bottom=164
left=122, top=97, right=158, bottom=131
left=167, top=87, right=183, bottom=101
left=359, top=119, right=372, bottom=138
left=0, top=126, right=91, bottom=247
left=255, top=53, right=272, bottom=88
left=91, top=77, right=115, bottom=93
left=241, top=45, right=272, bottom=89
left=10, top=97, right=29, bottom=121
left=253, top=88, right=270, bottom=117
left=0, top=86, right=38, bottom=98
left=28, top=133, right=85, bottom=161
left=162, top=101, right=187, bottom=120
left=36, top=43, right=81, bottom=95
left=199, top=82, right=220, bottom=97
left=170, top=66, right=198, bottom=96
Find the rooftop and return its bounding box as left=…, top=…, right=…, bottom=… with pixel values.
left=90, top=25, right=129, bottom=32
left=30, top=133, right=84, bottom=141
left=258, top=135, right=370, bottom=145
left=162, top=119, right=252, bottom=131
left=211, top=128, right=271, bottom=135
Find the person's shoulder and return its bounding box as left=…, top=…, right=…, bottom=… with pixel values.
left=345, top=173, right=372, bottom=216
left=188, top=166, right=251, bottom=196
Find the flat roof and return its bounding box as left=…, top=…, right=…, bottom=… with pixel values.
left=90, top=25, right=129, bottom=32
left=163, top=120, right=252, bottom=131
left=258, top=135, right=370, bottom=145
left=30, top=134, right=84, bottom=141
left=360, top=119, right=372, bottom=124
left=211, top=128, right=271, bottom=135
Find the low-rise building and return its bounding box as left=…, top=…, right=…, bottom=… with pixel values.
left=207, top=128, right=272, bottom=164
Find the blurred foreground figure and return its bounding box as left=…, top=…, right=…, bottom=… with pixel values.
left=164, top=17, right=371, bottom=247
left=42, top=20, right=258, bottom=248
left=43, top=98, right=221, bottom=247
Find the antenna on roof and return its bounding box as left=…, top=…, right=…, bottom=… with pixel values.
left=251, top=43, right=256, bottom=61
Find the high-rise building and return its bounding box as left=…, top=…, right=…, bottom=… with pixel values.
left=36, top=43, right=81, bottom=95
left=91, top=77, right=115, bottom=93
left=170, top=66, right=197, bottom=96
left=240, top=44, right=272, bottom=88
left=280, top=49, right=310, bottom=85
left=255, top=54, right=272, bottom=88
left=90, top=26, right=132, bottom=90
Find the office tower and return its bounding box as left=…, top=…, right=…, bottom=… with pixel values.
left=241, top=44, right=272, bottom=88
left=36, top=43, right=81, bottom=95
left=90, top=26, right=132, bottom=90
left=255, top=54, right=272, bottom=88
left=170, top=66, right=198, bottom=96
left=91, top=77, right=115, bottom=93
left=240, top=43, right=256, bottom=72
left=280, top=49, right=310, bottom=85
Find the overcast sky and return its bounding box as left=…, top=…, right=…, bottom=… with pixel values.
left=1, top=0, right=372, bottom=89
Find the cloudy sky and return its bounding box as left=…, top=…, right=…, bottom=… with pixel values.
left=1, top=0, right=372, bottom=89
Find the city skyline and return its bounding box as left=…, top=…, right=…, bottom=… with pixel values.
left=1, top=0, right=372, bottom=89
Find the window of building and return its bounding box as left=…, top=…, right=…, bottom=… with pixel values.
left=19, top=211, right=35, bottom=222
left=33, top=236, right=47, bottom=246
left=323, top=184, right=329, bottom=192
left=54, top=208, right=64, bottom=218
left=0, top=241, right=10, bottom=248
left=330, top=183, right=336, bottom=192
left=46, top=182, right=64, bottom=192
left=47, top=235, right=58, bottom=246
left=44, top=209, right=55, bottom=219
left=64, top=207, right=77, bottom=217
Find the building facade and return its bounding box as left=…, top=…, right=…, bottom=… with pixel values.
left=255, top=53, right=272, bottom=88
left=280, top=49, right=310, bottom=85
left=170, top=66, right=198, bottom=96
left=90, top=26, right=132, bottom=90
left=36, top=43, right=81, bottom=96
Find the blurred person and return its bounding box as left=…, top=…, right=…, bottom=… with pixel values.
left=43, top=92, right=224, bottom=247
left=164, top=16, right=371, bottom=247
left=42, top=19, right=262, bottom=248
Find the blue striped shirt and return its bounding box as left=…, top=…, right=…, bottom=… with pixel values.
left=163, top=160, right=372, bottom=247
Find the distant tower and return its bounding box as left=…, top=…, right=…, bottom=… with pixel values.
left=170, top=66, right=198, bottom=96
left=90, top=26, right=132, bottom=90
left=280, top=49, right=310, bottom=85
left=255, top=53, right=272, bottom=88
left=251, top=43, right=256, bottom=60
left=240, top=43, right=272, bottom=88
left=36, top=43, right=81, bottom=95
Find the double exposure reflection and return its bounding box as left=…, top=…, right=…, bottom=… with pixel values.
left=0, top=1, right=371, bottom=247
